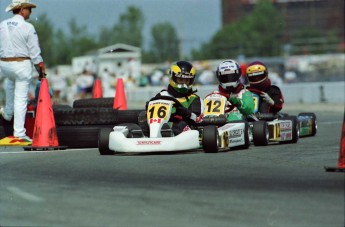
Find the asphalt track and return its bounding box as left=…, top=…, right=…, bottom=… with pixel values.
left=0, top=106, right=344, bottom=227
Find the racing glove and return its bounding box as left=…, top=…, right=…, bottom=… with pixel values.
left=176, top=106, right=192, bottom=119
left=229, top=96, right=242, bottom=108
left=260, top=92, right=274, bottom=106
left=35, top=62, right=46, bottom=80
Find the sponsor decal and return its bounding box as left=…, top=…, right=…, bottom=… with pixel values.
left=229, top=129, right=243, bottom=138
left=149, top=118, right=162, bottom=124
left=230, top=139, right=243, bottom=143
left=137, top=141, right=162, bottom=145
left=247, top=71, right=265, bottom=76
left=281, top=132, right=292, bottom=140
left=280, top=121, right=292, bottom=131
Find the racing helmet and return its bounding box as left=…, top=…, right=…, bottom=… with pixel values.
left=246, top=61, right=269, bottom=90
left=169, top=61, right=196, bottom=94
left=216, top=59, right=242, bottom=91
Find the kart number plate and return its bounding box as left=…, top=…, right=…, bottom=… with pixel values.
left=147, top=100, right=172, bottom=121
left=204, top=95, right=227, bottom=116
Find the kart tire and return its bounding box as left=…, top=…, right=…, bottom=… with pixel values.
left=118, top=123, right=143, bottom=138
left=98, top=128, right=114, bottom=155
left=117, top=110, right=145, bottom=124
left=280, top=116, right=299, bottom=144
left=73, top=98, right=114, bottom=108
left=202, top=125, right=219, bottom=153
left=298, top=112, right=317, bottom=136
left=236, top=120, right=250, bottom=150
left=52, top=104, right=73, bottom=110
left=56, top=125, right=113, bottom=148
left=252, top=121, right=269, bottom=146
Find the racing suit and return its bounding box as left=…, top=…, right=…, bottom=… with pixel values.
left=144, top=85, right=204, bottom=135
left=206, top=85, right=254, bottom=121
left=247, top=84, right=284, bottom=114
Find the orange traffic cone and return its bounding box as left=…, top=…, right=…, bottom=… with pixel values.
left=92, top=78, right=103, bottom=98
left=325, top=109, right=345, bottom=172
left=23, top=79, right=67, bottom=151
left=113, top=78, right=127, bottom=110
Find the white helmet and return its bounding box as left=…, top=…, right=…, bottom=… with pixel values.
left=216, top=60, right=242, bottom=91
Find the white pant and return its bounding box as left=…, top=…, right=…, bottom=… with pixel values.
left=0, top=60, right=33, bottom=138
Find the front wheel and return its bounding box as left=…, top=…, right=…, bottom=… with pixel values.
left=98, top=128, right=113, bottom=155
left=252, top=121, right=269, bottom=146
left=202, top=125, right=219, bottom=153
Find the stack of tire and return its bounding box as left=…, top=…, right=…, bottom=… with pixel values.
left=53, top=98, right=144, bottom=148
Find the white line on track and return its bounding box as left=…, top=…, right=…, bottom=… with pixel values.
left=7, top=186, right=44, bottom=202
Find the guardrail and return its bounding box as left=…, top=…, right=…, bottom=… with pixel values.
left=126, top=81, right=345, bottom=105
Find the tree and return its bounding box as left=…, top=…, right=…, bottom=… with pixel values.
left=110, top=6, right=144, bottom=47
left=30, top=14, right=54, bottom=66
left=146, top=22, right=180, bottom=63
left=192, top=0, right=284, bottom=59
left=245, top=0, right=284, bottom=56
left=53, top=18, right=98, bottom=65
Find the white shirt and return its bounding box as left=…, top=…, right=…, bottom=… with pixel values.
left=76, top=73, right=94, bottom=88
left=0, top=15, right=43, bottom=64
left=49, top=73, right=67, bottom=91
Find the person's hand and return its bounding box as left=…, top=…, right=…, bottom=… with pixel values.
left=229, top=95, right=242, bottom=107
left=225, top=100, right=232, bottom=112
left=35, top=62, right=46, bottom=79
left=176, top=105, right=192, bottom=119
left=260, top=92, right=274, bottom=106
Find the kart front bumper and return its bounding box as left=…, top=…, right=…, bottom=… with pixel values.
left=109, top=130, right=200, bottom=152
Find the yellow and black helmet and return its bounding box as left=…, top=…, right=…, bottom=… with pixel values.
left=169, top=61, right=196, bottom=94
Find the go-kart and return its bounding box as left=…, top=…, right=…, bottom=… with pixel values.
left=246, top=92, right=313, bottom=145
left=201, top=93, right=250, bottom=151
left=98, top=96, right=218, bottom=155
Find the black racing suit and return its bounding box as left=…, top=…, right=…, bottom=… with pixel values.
left=143, top=85, right=203, bottom=135
left=247, top=85, right=284, bottom=114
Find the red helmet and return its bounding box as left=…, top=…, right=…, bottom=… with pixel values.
left=246, top=61, right=270, bottom=90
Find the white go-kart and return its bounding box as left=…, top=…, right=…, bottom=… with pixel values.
left=98, top=96, right=218, bottom=155
left=201, top=93, right=250, bottom=152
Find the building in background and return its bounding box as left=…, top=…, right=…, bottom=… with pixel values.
left=221, top=0, right=344, bottom=54
left=72, top=43, right=141, bottom=79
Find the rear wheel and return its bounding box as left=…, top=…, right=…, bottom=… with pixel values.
left=252, top=121, right=269, bottom=146
left=298, top=112, right=317, bottom=136
left=98, top=128, right=113, bottom=155
left=202, top=125, right=219, bottom=153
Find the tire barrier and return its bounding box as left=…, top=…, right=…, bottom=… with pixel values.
left=73, top=98, right=114, bottom=108
left=54, top=108, right=144, bottom=126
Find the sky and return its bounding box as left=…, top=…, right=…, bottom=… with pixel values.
left=0, top=0, right=222, bottom=56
